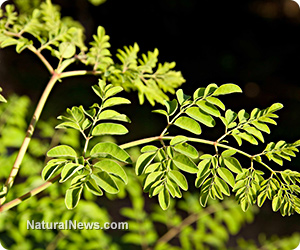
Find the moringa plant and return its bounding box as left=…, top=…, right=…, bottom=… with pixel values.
left=0, top=1, right=300, bottom=248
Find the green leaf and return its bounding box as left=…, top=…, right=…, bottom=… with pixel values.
left=252, top=121, right=270, bottom=134
left=193, top=87, right=205, bottom=100
left=174, top=142, right=199, bottom=159
left=206, top=96, right=225, bottom=110
left=215, top=176, right=230, bottom=196
left=141, top=145, right=158, bottom=153
left=94, top=159, right=128, bottom=184
left=158, top=187, right=170, bottom=210
left=60, top=163, right=84, bottom=183
left=98, top=110, right=131, bottom=122
left=59, top=42, right=76, bottom=59
left=174, top=116, right=201, bottom=135
left=164, top=99, right=178, bottom=116
left=238, top=132, right=258, bottom=145
left=272, top=195, right=282, bottom=212
left=173, top=154, right=198, bottom=173
left=92, top=171, right=119, bottom=194
left=135, top=152, right=156, bottom=175
left=186, top=107, right=215, bottom=127
left=65, top=185, right=83, bottom=210
left=213, top=83, right=242, bottom=96
left=217, top=167, right=235, bottom=188
left=90, top=142, right=131, bottom=163
left=257, top=191, right=267, bottom=207
left=42, top=159, right=67, bottom=181
left=176, top=89, right=191, bottom=105
left=105, top=86, right=123, bottom=98
left=196, top=100, right=220, bottom=117
left=221, top=149, right=236, bottom=158
left=55, top=121, right=81, bottom=130
left=224, top=157, right=243, bottom=174
left=102, top=97, right=131, bottom=108
left=168, top=170, right=188, bottom=191
left=243, top=126, right=264, bottom=143
left=143, top=171, right=163, bottom=191
left=47, top=145, right=77, bottom=158
left=92, top=123, right=128, bottom=136
left=170, top=135, right=188, bottom=146
left=152, top=109, right=169, bottom=117
left=204, top=83, right=218, bottom=97
left=85, top=178, right=103, bottom=196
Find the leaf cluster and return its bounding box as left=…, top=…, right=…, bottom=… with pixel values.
left=42, top=81, right=131, bottom=209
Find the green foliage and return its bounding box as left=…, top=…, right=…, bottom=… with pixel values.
left=0, top=1, right=185, bottom=105
left=42, top=80, right=131, bottom=209
left=1, top=1, right=300, bottom=249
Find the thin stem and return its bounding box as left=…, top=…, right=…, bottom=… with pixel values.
left=0, top=135, right=275, bottom=212
left=28, top=46, right=54, bottom=74
left=59, top=70, right=102, bottom=79
left=0, top=174, right=61, bottom=213
left=0, top=74, right=59, bottom=205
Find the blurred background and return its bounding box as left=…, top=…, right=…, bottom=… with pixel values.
left=1, top=0, right=300, bottom=248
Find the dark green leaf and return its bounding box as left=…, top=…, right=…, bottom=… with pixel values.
left=65, top=185, right=83, bottom=209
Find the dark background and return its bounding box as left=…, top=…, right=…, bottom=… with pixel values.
left=1, top=0, right=300, bottom=244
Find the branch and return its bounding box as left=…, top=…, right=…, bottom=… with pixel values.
left=0, top=174, right=61, bottom=213
left=0, top=135, right=274, bottom=212
left=0, top=74, right=59, bottom=205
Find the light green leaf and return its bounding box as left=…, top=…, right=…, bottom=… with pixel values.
left=59, top=42, right=76, bottom=59
left=164, top=99, right=178, bottom=116
left=135, top=152, right=156, bottom=175
left=213, top=83, right=242, bottom=96
left=168, top=170, right=188, bottom=191
left=174, top=142, right=198, bottom=159
left=55, top=122, right=81, bottom=130
left=217, top=167, right=235, bottom=188
left=85, top=178, right=103, bottom=196
left=224, top=157, right=243, bottom=174
left=92, top=171, right=119, bottom=194
left=239, top=132, right=258, bottom=145
left=158, top=187, right=170, bottom=210
left=105, top=86, right=123, bottom=98
left=272, top=195, right=281, bottom=212
left=257, top=191, right=267, bottom=207
left=141, top=145, right=158, bottom=153
left=221, top=149, right=237, bottom=158
left=92, top=123, right=128, bottom=136
left=176, top=89, right=191, bottom=105
left=90, top=142, right=131, bottom=163
left=94, top=159, right=128, bottom=184
left=206, top=96, right=225, bottom=110
left=98, top=110, right=131, bottom=122
left=103, top=97, right=131, bottom=108
left=196, top=100, right=220, bottom=117
left=174, top=116, right=201, bottom=135
left=152, top=109, right=169, bottom=117
left=173, top=154, right=198, bottom=173
left=243, top=126, right=264, bottom=143
left=60, top=163, right=84, bottom=183
left=143, top=171, right=163, bottom=191
left=65, top=185, right=83, bottom=210
left=204, top=83, right=218, bottom=97
left=215, top=176, right=230, bottom=196
left=47, top=145, right=77, bottom=158
left=252, top=121, right=270, bottom=134
left=42, top=159, right=67, bottom=181
left=186, top=107, right=215, bottom=127
left=193, top=87, right=205, bottom=100
left=170, top=135, right=188, bottom=146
